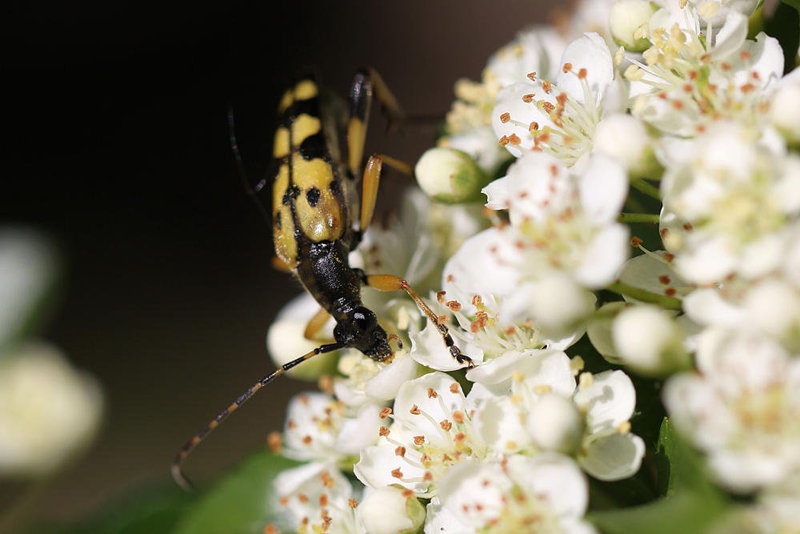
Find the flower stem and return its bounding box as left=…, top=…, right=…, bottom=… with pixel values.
left=618, top=213, right=661, bottom=224
left=606, top=281, right=683, bottom=311
left=630, top=179, right=662, bottom=200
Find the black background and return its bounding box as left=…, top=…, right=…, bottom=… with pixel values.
left=5, top=0, right=551, bottom=522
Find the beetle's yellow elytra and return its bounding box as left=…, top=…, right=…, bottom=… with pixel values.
left=293, top=80, right=318, bottom=101
left=273, top=127, right=290, bottom=158
left=292, top=156, right=343, bottom=242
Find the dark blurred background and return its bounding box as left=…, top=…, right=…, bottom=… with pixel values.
left=5, top=0, right=551, bottom=523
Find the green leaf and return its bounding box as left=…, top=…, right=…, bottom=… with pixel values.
left=27, top=483, right=195, bottom=534
left=173, top=451, right=300, bottom=534
left=590, top=419, right=731, bottom=534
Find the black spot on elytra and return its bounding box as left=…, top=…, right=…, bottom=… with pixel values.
left=274, top=210, right=282, bottom=230
left=306, top=187, right=321, bottom=207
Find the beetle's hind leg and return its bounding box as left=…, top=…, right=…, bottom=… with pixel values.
left=361, top=273, right=474, bottom=368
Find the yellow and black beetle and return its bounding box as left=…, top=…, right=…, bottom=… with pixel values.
left=172, top=68, right=473, bottom=489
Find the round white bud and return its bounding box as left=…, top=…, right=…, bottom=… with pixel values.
left=612, top=304, right=689, bottom=376
left=415, top=147, right=490, bottom=204
left=527, top=274, right=596, bottom=338
left=770, top=81, right=800, bottom=145
left=594, top=113, right=656, bottom=177
left=0, top=343, right=103, bottom=476
left=357, top=486, right=426, bottom=534
left=610, top=0, right=656, bottom=52
left=266, top=294, right=339, bottom=380
left=526, top=394, right=584, bottom=454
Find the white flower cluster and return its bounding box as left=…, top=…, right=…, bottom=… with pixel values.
left=266, top=0, right=800, bottom=532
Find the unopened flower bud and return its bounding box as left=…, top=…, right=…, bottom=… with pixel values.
left=0, top=343, right=103, bottom=475
left=415, top=147, right=490, bottom=204
left=357, top=486, right=425, bottom=534
left=770, top=81, right=800, bottom=145
left=267, top=294, right=339, bottom=380
left=612, top=304, right=690, bottom=376
left=610, top=1, right=656, bottom=52
left=527, top=394, right=584, bottom=454
left=594, top=113, right=658, bottom=177
left=527, top=274, right=596, bottom=338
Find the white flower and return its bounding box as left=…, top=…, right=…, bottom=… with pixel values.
left=663, top=328, right=800, bottom=492
left=424, top=455, right=597, bottom=534
left=659, top=122, right=800, bottom=284
left=467, top=349, right=645, bottom=481
left=0, top=342, right=103, bottom=476
left=357, top=486, right=425, bottom=534
left=273, top=462, right=363, bottom=534
left=441, top=151, right=628, bottom=337
left=281, top=391, right=383, bottom=466
left=354, top=372, right=491, bottom=498
left=492, top=32, right=619, bottom=167
left=627, top=7, right=784, bottom=136
left=440, top=26, right=568, bottom=176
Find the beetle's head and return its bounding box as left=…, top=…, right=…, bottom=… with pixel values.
left=334, top=307, right=393, bottom=362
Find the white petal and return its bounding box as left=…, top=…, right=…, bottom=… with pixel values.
left=580, top=431, right=645, bottom=481
left=507, top=453, right=590, bottom=517
left=556, top=33, right=614, bottom=104
left=574, top=370, right=636, bottom=433
left=578, top=153, right=628, bottom=224
left=574, top=223, right=630, bottom=289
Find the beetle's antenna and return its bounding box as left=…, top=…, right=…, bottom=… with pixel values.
left=227, top=105, right=271, bottom=223
left=172, top=341, right=344, bottom=491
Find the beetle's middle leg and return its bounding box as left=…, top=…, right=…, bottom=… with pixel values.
left=360, top=273, right=475, bottom=368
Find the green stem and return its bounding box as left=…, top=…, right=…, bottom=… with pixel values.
left=607, top=281, right=683, bottom=311
left=630, top=179, right=662, bottom=201
left=619, top=213, right=661, bottom=224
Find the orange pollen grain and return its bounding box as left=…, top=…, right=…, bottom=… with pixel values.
left=500, top=112, right=511, bottom=123
left=380, top=407, right=393, bottom=419
left=508, top=133, right=522, bottom=145
left=440, top=420, right=453, bottom=431
left=527, top=71, right=537, bottom=81
left=410, top=405, right=421, bottom=415
left=542, top=102, right=555, bottom=113
left=414, top=435, right=425, bottom=446
left=298, top=493, right=309, bottom=504
left=319, top=494, right=328, bottom=507
left=450, top=383, right=460, bottom=394
left=522, top=94, right=535, bottom=103
left=302, top=435, right=312, bottom=445
left=529, top=121, right=539, bottom=131
left=578, top=68, right=587, bottom=79
left=454, top=432, right=466, bottom=443
left=379, top=426, right=390, bottom=436
left=428, top=388, right=439, bottom=399
left=658, top=275, right=671, bottom=285
left=665, top=288, right=677, bottom=297
left=395, top=446, right=407, bottom=457
left=563, top=62, right=573, bottom=72
left=447, top=300, right=462, bottom=311
left=391, top=468, right=404, bottom=479
left=348, top=498, right=359, bottom=509
left=631, top=236, right=643, bottom=247
left=542, top=80, right=552, bottom=93
left=452, top=410, right=465, bottom=423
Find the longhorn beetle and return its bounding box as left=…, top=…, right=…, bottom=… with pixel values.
left=172, top=68, right=473, bottom=489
